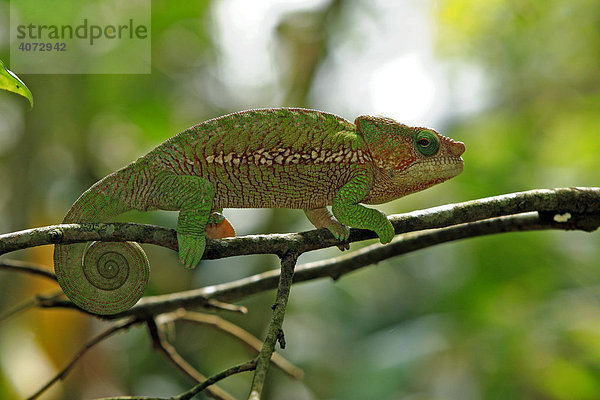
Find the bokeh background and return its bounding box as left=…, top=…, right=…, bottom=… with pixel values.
left=1, top=0, right=600, bottom=399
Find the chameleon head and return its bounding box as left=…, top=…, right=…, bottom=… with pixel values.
left=355, top=115, right=465, bottom=204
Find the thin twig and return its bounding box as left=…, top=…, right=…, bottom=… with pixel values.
left=96, top=360, right=257, bottom=400
left=177, top=311, right=303, bottom=379
left=27, top=317, right=140, bottom=400
left=0, top=290, right=63, bottom=325
left=146, top=317, right=236, bottom=400
left=175, top=360, right=257, bottom=400
left=248, top=253, right=298, bottom=400
left=33, top=291, right=247, bottom=318
left=0, top=259, right=57, bottom=281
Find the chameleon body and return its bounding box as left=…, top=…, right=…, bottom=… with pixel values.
left=54, top=108, right=465, bottom=315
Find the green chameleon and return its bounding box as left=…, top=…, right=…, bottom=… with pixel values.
left=54, top=108, right=465, bottom=315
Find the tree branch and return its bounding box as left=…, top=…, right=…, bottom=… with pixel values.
left=0, top=187, right=597, bottom=400
left=174, top=360, right=257, bottom=400
left=122, top=210, right=599, bottom=315
left=1, top=187, right=598, bottom=258
left=249, top=253, right=298, bottom=400
left=95, top=361, right=257, bottom=400
left=176, top=311, right=303, bottom=380
left=13, top=188, right=598, bottom=319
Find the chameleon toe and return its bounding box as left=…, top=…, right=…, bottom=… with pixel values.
left=330, top=224, right=351, bottom=241
left=337, top=243, right=350, bottom=251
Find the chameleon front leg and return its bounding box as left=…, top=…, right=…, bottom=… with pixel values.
left=331, top=173, right=395, bottom=244
left=304, top=207, right=350, bottom=250
left=151, top=173, right=215, bottom=268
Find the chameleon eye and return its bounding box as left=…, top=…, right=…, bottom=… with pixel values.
left=415, top=130, right=440, bottom=156
left=417, top=138, right=430, bottom=147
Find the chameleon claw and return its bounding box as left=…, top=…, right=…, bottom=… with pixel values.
left=337, top=242, right=350, bottom=251
left=327, top=225, right=350, bottom=251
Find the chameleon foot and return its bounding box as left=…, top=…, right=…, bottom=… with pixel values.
left=327, top=223, right=351, bottom=250
left=305, top=207, right=351, bottom=250
left=177, top=233, right=206, bottom=269
left=376, top=217, right=395, bottom=244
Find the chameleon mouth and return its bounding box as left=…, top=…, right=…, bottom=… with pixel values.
left=365, top=155, right=464, bottom=205
left=412, top=156, right=464, bottom=179
left=453, top=156, right=465, bottom=175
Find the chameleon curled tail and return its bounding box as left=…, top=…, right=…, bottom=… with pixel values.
left=53, top=175, right=152, bottom=315
left=54, top=168, right=237, bottom=315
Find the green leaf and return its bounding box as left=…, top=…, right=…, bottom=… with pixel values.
left=0, top=60, right=33, bottom=107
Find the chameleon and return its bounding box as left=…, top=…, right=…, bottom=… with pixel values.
left=54, top=108, right=465, bottom=315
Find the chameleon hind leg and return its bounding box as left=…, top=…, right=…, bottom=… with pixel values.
left=206, top=208, right=236, bottom=239
left=151, top=173, right=215, bottom=268
left=305, top=207, right=350, bottom=250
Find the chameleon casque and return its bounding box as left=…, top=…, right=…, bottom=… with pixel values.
left=54, top=108, right=465, bottom=315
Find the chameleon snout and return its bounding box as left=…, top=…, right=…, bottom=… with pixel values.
left=437, top=134, right=465, bottom=158
left=448, top=139, right=465, bottom=157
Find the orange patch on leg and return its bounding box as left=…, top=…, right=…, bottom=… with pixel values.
left=205, top=218, right=236, bottom=239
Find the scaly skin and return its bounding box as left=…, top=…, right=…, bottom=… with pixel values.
left=54, top=108, right=465, bottom=315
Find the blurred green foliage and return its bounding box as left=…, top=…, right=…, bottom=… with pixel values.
left=0, top=0, right=599, bottom=399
